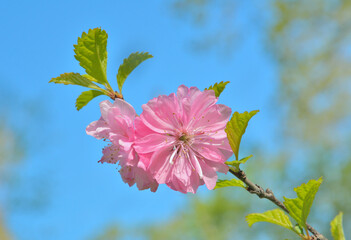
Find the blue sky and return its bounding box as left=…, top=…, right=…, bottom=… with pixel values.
left=0, top=1, right=277, bottom=239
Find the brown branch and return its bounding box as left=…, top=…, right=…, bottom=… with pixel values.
left=108, top=91, right=124, bottom=100
left=229, top=169, right=327, bottom=240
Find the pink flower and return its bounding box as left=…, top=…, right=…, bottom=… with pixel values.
left=86, top=99, right=158, bottom=192
left=134, top=85, right=232, bottom=193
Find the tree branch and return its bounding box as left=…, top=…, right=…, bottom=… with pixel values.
left=229, top=169, right=327, bottom=240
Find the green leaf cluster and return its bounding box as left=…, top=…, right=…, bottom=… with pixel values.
left=215, top=109, right=258, bottom=190
left=246, top=178, right=324, bottom=238
left=283, top=177, right=323, bottom=231
left=215, top=156, right=252, bottom=190
left=226, top=155, right=252, bottom=172
left=50, top=28, right=153, bottom=110
left=205, top=81, right=230, bottom=97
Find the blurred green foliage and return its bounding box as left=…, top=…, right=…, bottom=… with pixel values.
left=0, top=88, right=48, bottom=239
left=89, top=225, right=120, bottom=240
left=0, top=122, right=19, bottom=240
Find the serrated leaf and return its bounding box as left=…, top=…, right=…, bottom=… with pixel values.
left=205, top=81, right=230, bottom=97
left=75, top=90, right=105, bottom=111
left=74, top=28, right=110, bottom=87
left=226, top=155, right=253, bottom=172
left=330, top=212, right=345, bottom=240
left=283, top=177, right=323, bottom=230
left=246, top=209, right=294, bottom=231
left=225, top=110, right=259, bottom=160
left=49, top=73, right=104, bottom=91
left=117, top=52, right=153, bottom=93
left=214, top=179, right=245, bottom=189
left=82, top=74, right=98, bottom=83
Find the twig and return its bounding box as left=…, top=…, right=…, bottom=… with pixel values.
left=229, top=169, right=327, bottom=240
left=109, top=91, right=124, bottom=100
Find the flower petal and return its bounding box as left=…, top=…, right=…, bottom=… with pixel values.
left=148, top=147, right=174, bottom=184
left=141, top=103, right=176, bottom=134
left=99, top=100, right=113, bottom=121
left=86, top=118, right=110, bottom=139
left=134, top=133, right=175, bottom=154
left=199, top=160, right=218, bottom=190
left=191, top=104, right=231, bottom=132
left=112, top=99, right=136, bottom=120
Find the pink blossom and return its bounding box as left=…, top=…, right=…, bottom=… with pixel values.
left=86, top=99, right=158, bottom=192
left=134, top=85, right=232, bottom=193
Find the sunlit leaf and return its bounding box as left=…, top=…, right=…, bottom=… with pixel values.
left=246, top=209, right=294, bottom=231
left=226, top=155, right=252, bottom=172
left=214, top=179, right=245, bottom=189
left=117, top=52, right=153, bottom=93
left=75, top=90, right=105, bottom=111
left=74, top=28, right=110, bottom=87
left=225, top=110, right=259, bottom=160
left=205, top=81, right=230, bottom=97
left=330, top=212, right=345, bottom=240
left=82, top=74, right=98, bottom=83
left=283, top=177, right=323, bottom=230
left=49, top=73, right=104, bottom=91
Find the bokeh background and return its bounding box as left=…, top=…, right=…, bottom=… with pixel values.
left=1, top=0, right=350, bottom=239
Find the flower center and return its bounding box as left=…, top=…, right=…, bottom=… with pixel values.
left=179, top=134, right=189, bottom=143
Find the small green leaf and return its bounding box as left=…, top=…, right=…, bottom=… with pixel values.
left=75, top=90, right=105, bottom=111
left=293, top=224, right=304, bottom=235
left=226, top=155, right=253, bottom=172
left=205, top=81, right=230, bottom=97
left=49, top=73, right=104, bottom=91
left=225, top=110, right=259, bottom=160
left=117, top=52, right=153, bottom=93
left=74, top=28, right=110, bottom=88
left=283, top=177, right=323, bottom=230
left=246, top=209, right=294, bottom=231
left=330, top=212, right=345, bottom=240
left=214, top=179, right=245, bottom=189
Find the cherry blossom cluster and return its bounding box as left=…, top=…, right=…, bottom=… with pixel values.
left=86, top=85, right=233, bottom=193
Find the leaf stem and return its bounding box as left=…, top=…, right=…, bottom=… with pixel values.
left=229, top=169, right=327, bottom=240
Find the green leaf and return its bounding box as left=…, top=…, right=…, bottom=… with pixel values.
left=214, top=179, right=245, bottom=189
left=75, top=90, right=105, bottom=111
left=82, top=74, right=98, bottom=83
left=117, top=52, right=153, bottom=93
left=74, top=28, right=110, bottom=88
left=226, top=155, right=253, bottom=172
left=293, top=224, right=304, bottom=235
left=246, top=209, right=294, bottom=231
left=283, top=177, right=323, bottom=230
left=330, top=212, right=345, bottom=240
left=225, top=110, right=259, bottom=160
left=205, top=81, right=230, bottom=97
left=49, top=73, right=104, bottom=91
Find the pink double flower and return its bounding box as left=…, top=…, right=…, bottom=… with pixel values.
left=87, top=85, right=233, bottom=193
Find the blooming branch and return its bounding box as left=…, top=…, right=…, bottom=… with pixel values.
left=51, top=28, right=346, bottom=240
